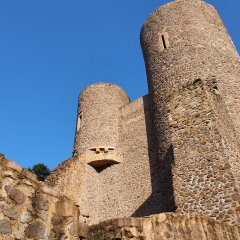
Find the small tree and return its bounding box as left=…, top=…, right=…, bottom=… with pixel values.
left=28, top=163, right=50, bottom=181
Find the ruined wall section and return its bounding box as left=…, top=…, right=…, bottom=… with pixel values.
left=44, top=156, right=93, bottom=221
left=168, top=79, right=240, bottom=226
left=45, top=156, right=100, bottom=226
left=0, top=156, right=79, bottom=239
left=88, top=213, right=240, bottom=240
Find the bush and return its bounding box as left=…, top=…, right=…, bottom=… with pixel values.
left=28, top=163, right=50, bottom=181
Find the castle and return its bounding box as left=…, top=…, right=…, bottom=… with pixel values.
left=0, top=0, right=240, bottom=239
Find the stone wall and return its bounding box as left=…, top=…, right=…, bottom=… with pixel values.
left=46, top=0, right=240, bottom=228
left=46, top=95, right=162, bottom=226
left=168, top=79, right=240, bottom=225
left=88, top=213, right=240, bottom=240
left=0, top=155, right=79, bottom=239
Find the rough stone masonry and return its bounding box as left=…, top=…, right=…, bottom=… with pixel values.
left=46, top=0, right=240, bottom=228
left=1, top=0, right=240, bottom=239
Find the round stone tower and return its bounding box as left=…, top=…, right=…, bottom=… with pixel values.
left=141, top=0, right=240, bottom=153
left=73, top=83, right=129, bottom=170
left=141, top=0, right=240, bottom=225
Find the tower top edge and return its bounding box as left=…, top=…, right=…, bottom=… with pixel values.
left=140, top=0, right=211, bottom=31
left=79, top=82, right=129, bottom=98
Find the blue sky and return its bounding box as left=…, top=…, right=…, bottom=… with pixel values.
left=0, top=0, right=239, bottom=170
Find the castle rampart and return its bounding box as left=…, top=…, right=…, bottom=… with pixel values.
left=168, top=79, right=240, bottom=225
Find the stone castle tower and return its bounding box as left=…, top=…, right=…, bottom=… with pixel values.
left=1, top=0, right=240, bottom=239
left=46, top=0, right=240, bottom=227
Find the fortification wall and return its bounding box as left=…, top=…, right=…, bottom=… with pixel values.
left=0, top=156, right=79, bottom=239
left=88, top=213, right=240, bottom=240
left=168, top=79, right=240, bottom=226
left=46, top=95, right=162, bottom=226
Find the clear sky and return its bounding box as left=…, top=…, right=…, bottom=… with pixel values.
left=0, top=0, right=239, bottom=170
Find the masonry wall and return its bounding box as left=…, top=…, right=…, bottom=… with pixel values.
left=46, top=95, right=163, bottom=226
left=47, top=0, right=240, bottom=228
left=168, top=79, right=240, bottom=226
left=0, top=156, right=79, bottom=239
left=88, top=213, right=240, bottom=240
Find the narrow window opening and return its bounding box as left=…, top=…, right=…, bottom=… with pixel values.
left=159, top=32, right=169, bottom=51
left=162, top=34, right=167, bottom=49
left=77, top=111, right=83, bottom=131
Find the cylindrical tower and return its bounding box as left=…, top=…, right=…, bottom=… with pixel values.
left=73, top=83, right=129, bottom=169
left=141, top=0, right=240, bottom=145
left=141, top=0, right=240, bottom=225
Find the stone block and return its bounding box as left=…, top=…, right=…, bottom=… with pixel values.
left=32, top=196, right=49, bottom=211
left=7, top=187, right=26, bottom=205
left=0, top=219, right=12, bottom=234
left=55, top=202, right=74, bottom=217
left=20, top=211, right=33, bottom=224
left=0, top=204, right=17, bottom=220
left=51, top=216, right=63, bottom=226
left=22, top=169, right=38, bottom=182
left=25, top=221, right=46, bottom=239
left=2, top=171, right=16, bottom=179
left=78, top=222, right=89, bottom=238
left=39, top=184, right=59, bottom=197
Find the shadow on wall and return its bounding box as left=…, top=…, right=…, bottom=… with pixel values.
left=132, top=95, right=176, bottom=217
